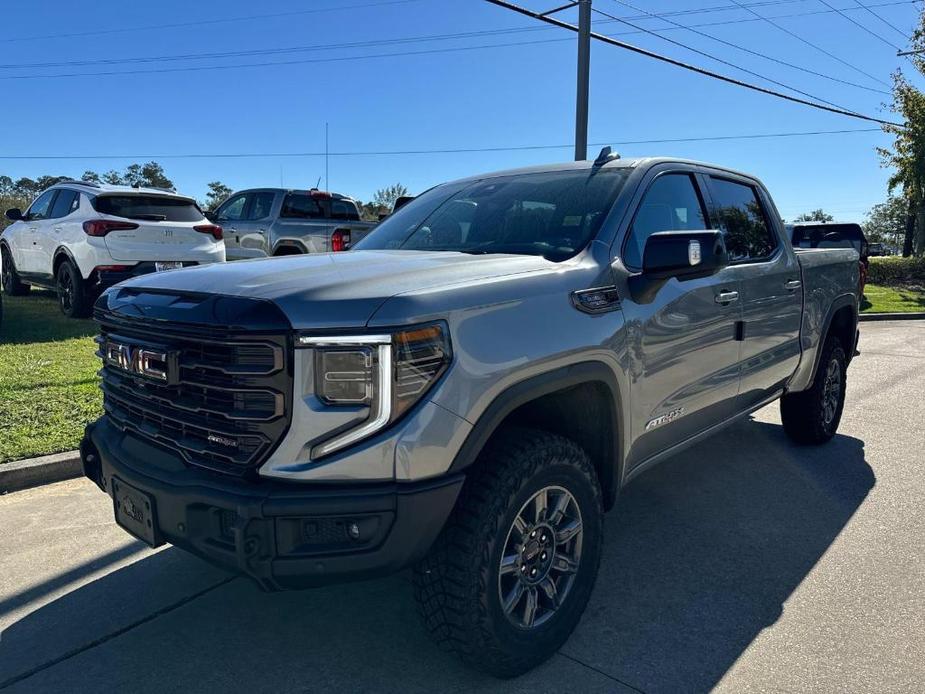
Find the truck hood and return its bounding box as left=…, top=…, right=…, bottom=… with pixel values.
left=115, top=250, right=553, bottom=329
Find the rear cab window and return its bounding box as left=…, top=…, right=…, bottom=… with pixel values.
left=92, top=195, right=205, bottom=222
left=280, top=193, right=325, bottom=219
left=708, top=177, right=778, bottom=262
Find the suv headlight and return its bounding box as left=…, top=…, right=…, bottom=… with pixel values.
left=297, top=322, right=452, bottom=458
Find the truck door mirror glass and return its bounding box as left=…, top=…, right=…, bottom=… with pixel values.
left=642, top=230, right=728, bottom=280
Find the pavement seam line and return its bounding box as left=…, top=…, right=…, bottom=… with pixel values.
left=0, top=575, right=238, bottom=690
left=556, top=650, right=647, bottom=693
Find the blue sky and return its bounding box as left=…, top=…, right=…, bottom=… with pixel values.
left=0, top=0, right=922, bottom=220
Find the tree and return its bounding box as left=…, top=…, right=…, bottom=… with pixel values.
left=372, top=183, right=409, bottom=210
left=204, top=181, right=233, bottom=211
left=794, top=209, right=834, bottom=223
left=864, top=197, right=907, bottom=248
left=81, top=170, right=101, bottom=184
left=877, top=8, right=925, bottom=256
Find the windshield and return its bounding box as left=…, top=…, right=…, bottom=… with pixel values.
left=354, top=168, right=630, bottom=261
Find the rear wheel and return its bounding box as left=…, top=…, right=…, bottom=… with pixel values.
left=413, top=428, right=603, bottom=677
left=56, top=260, right=92, bottom=318
left=780, top=336, right=847, bottom=444
left=1, top=245, right=30, bottom=296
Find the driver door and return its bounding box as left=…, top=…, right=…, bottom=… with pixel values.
left=618, top=169, right=743, bottom=470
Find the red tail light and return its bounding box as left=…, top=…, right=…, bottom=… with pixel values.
left=194, top=224, right=223, bottom=241
left=331, top=228, right=351, bottom=252
left=83, top=220, right=139, bottom=237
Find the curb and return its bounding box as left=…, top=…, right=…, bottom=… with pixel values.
left=859, top=312, right=925, bottom=322
left=0, top=450, right=82, bottom=494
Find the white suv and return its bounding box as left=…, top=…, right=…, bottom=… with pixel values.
left=1, top=181, right=225, bottom=317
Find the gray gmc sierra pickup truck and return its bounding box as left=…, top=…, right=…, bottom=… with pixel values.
left=81, top=154, right=859, bottom=677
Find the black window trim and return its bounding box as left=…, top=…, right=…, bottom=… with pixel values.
left=704, top=173, right=781, bottom=266
left=620, top=169, right=712, bottom=271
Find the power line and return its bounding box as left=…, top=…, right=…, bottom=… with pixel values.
left=727, top=0, right=891, bottom=87
left=816, top=0, right=903, bottom=51
left=852, top=0, right=912, bottom=39
left=484, top=0, right=901, bottom=126
left=0, top=2, right=915, bottom=85
left=0, top=127, right=884, bottom=160
left=609, top=0, right=887, bottom=101
left=0, top=0, right=427, bottom=44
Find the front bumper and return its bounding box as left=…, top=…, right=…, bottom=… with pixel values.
left=82, top=418, right=463, bottom=590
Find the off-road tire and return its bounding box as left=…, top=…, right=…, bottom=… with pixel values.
left=781, top=336, right=847, bottom=444
left=1, top=245, right=30, bottom=296
left=413, top=428, right=603, bottom=678
left=56, top=260, right=92, bottom=319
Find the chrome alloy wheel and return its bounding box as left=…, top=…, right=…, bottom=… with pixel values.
left=497, top=485, right=583, bottom=629
left=822, top=357, right=842, bottom=427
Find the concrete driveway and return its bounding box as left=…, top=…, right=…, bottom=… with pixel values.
left=1, top=321, right=923, bottom=693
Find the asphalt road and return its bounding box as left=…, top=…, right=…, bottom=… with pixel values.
left=1, top=321, right=923, bottom=693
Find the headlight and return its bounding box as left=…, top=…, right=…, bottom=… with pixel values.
left=297, top=322, right=451, bottom=458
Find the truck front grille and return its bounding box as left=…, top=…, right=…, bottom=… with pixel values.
left=94, top=298, right=292, bottom=477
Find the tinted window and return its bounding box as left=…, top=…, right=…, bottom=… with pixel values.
left=49, top=190, right=79, bottom=219
left=356, top=169, right=629, bottom=262
left=281, top=193, right=324, bottom=219
left=217, top=194, right=246, bottom=221
left=790, top=223, right=865, bottom=255
left=331, top=199, right=360, bottom=221
left=27, top=190, right=56, bottom=220
left=624, top=173, right=707, bottom=268
left=93, top=195, right=204, bottom=222
left=247, top=192, right=275, bottom=220
left=710, top=178, right=777, bottom=261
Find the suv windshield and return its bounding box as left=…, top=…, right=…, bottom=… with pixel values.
left=93, top=195, right=204, bottom=222
left=355, top=168, right=630, bottom=261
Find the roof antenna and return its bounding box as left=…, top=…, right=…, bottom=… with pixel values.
left=593, top=146, right=620, bottom=166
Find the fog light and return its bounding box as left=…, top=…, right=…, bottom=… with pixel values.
left=348, top=522, right=361, bottom=540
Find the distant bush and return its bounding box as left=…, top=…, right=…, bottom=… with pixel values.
left=868, top=256, right=925, bottom=286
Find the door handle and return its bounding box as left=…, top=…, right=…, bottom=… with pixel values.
left=714, top=290, right=739, bottom=304
left=785, top=279, right=802, bottom=290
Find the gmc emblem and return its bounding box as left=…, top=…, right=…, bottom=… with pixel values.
left=104, top=340, right=177, bottom=384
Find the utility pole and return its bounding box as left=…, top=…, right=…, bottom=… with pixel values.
left=325, top=122, right=329, bottom=192
left=574, top=0, right=591, bottom=161
left=897, top=48, right=924, bottom=56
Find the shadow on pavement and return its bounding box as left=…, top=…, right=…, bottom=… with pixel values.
left=0, top=417, right=874, bottom=693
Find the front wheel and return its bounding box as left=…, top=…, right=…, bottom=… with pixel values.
left=1, top=245, right=30, bottom=296
left=781, top=336, right=847, bottom=444
left=56, top=261, right=92, bottom=318
left=414, top=428, right=603, bottom=677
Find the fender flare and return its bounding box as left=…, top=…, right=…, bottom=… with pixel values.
left=808, top=293, right=858, bottom=382
left=52, top=245, right=80, bottom=276
left=271, top=239, right=309, bottom=255
left=447, top=361, right=625, bottom=509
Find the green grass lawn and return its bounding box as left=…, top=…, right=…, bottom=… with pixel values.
left=861, top=284, right=925, bottom=314
left=0, top=290, right=102, bottom=463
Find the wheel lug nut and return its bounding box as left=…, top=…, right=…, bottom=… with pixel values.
left=530, top=530, right=536, bottom=538
left=541, top=534, right=547, bottom=543
left=521, top=564, right=526, bottom=573
left=541, top=552, right=547, bottom=560
left=530, top=568, right=537, bottom=576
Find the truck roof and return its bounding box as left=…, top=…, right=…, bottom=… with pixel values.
left=444, top=155, right=763, bottom=186
left=232, top=187, right=358, bottom=202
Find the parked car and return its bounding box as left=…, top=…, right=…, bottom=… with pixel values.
left=209, top=187, right=377, bottom=260
left=1, top=181, right=224, bottom=317
left=788, top=221, right=868, bottom=295
left=867, top=242, right=887, bottom=256
left=81, top=155, right=859, bottom=677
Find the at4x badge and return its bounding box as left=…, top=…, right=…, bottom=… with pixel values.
left=645, top=408, right=684, bottom=431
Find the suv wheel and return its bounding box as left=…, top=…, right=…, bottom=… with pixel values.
left=414, top=428, right=603, bottom=677
left=1, top=245, right=30, bottom=296
left=780, top=335, right=847, bottom=444
left=56, top=260, right=91, bottom=318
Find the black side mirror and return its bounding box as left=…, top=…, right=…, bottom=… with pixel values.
left=204, top=210, right=217, bottom=222
left=643, top=230, right=728, bottom=279
left=629, top=230, right=729, bottom=304
left=5, top=208, right=23, bottom=221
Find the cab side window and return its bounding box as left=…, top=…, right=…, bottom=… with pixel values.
left=247, top=192, right=275, bottom=220
left=709, top=177, right=777, bottom=262
left=217, top=194, right=246, bottom=222
left=623, top=173, right=708, bottom=269
left=27, top=190, right=57, bottom=221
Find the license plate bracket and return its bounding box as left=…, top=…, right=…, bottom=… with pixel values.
left=155, top=261, right=184, bottom=272
left=112, top=477, right=162, bottom=547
